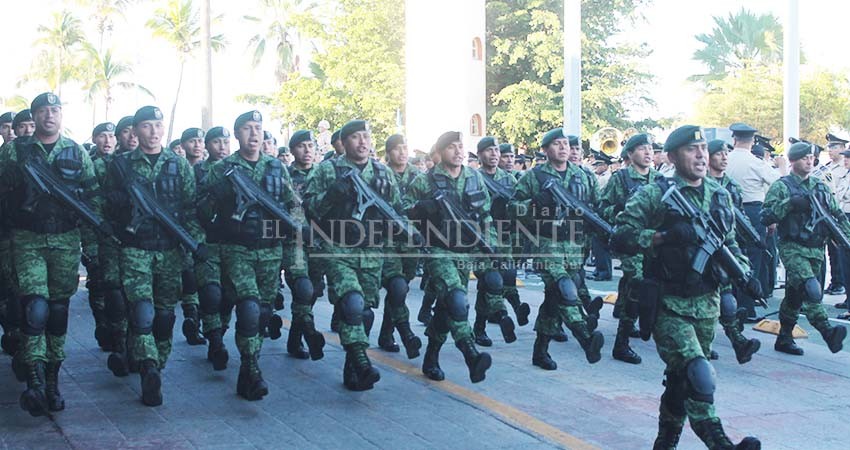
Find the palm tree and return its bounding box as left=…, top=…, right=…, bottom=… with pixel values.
left=23, top=10, right=88, bottom=96
left=690, top=8, right=784, bottom=84
left=146, top=0, right=225, bottom=141
left=1, top=95, right=32, bottom=112
left=82, top=45, right=155, bottom=121
left=244, top=0, right=317, bottom=84
left=75, top=0, right=139, bottom=51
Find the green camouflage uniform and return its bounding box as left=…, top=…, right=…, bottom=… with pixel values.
left=0, top=141, right=20, bottom=354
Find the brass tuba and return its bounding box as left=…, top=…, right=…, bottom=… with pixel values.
left=591, top=127, right=623, bottom=156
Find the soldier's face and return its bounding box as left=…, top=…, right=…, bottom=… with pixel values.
left=0, top=123, right=14, bottom=143
left=545, top=138, right=570, bottom=164
left=478, top=146, right=499, bottom=169
left=630, top=144, right=653, bottom=170
left=236, top=121, right=263, bottom=155
left=172, top=145, right=185, bottom=157
left=93, top=131, right=116, bottom=155
left=134, top=120, right=164, bottom=151
left=343, top=130, right=372, bottom=163
left=568, top=144, right=582, bottom=163
left=792, top=154, right=815, bottom=175
left=118, top=127, right=138, bottom=150
left=332, top=139, right=344, bottom=154
left=263, top=139, right=276, bottom=156
left=594, top=163, right=608, bottom=174
left=388, top=143, right=408, bottom=166
left=15, top=121, right=35, bottom=138
left=183, top=137, right=204, bottom=159
left=34, top=105, right=62, bottom=137
left=499, top=153, right=514, bottom=170
left=669, top=142, right=708, bottom=181
left=206, top=137, right=230, bottom=161
left=439, top=141, right=464, bottom=169
left=709, top=150, right=728, bottom=173
left=292, top=140, right=315, bottom=167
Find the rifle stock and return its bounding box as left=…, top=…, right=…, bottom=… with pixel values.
left=542, top=178, right=613, bottom=237
left=345, top=169, right=426, bottom=250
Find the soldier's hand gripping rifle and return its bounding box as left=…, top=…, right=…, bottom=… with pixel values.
left=661, top=184, right=764, bottom=302
left=22, top=154, right=116, bottom=240
left=541, top=178, right=614, bottom=237
left=433, top=191, right=495, bottom=255
left=733, top=206, right=773, bottom=259
left=224, top=165, right=304, bottom=240
left=343, top=169, right=427, bottom=250
left=481, top=175, right=515, bottom=201
left=808, top=192, right=850, bottom=251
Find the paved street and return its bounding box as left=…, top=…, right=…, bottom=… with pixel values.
left=2, top=268, right=850, bottom=449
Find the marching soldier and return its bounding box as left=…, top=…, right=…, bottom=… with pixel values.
left=115, top=116, right=138, bottom=154
left=262, top=130, right=277, bottom=157
left=498, top=142, right=516, bottom=175
left=761, top=141, right=849, bottom=356
left=178, top=128, right=208, bottom=346
left=612, top=125, right=761, bottom=449
left=0, top=111, right=14, bottom=144
left=12, top=110, right=35, bottom=140
left=820, top=133, right=849, bottom=296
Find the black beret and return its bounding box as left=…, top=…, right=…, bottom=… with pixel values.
left=567, top=135, right=580, bottom=146
left=0, top=112, right=14, bottom=124
left=385, top=134, right=405, bottom=153
left=340, top=120, right=369, bottom=141
left=116, top=116, right=134, bottom=132
left=290, top=130, right=315, bottom=149
left=134, top=105, right=164, bottom=125
left=708, top=139, right=732, bottom=155
left=205, top=126, right=231, bottom=143
left=331, top=129, right=341, bottom=144
left=263, top=130, right=274, bottom=141
left=12, top=109, right=33, bottom=129
left=31, top=92, right=61, bottom=112
left=664, top=125, right=705, bottom=153
left=826, top=133, right=849, bottom=145
left=435, top=131, right=463, bottom=151
left=278, top=146, right=290, bottom=156
left=181, top=127, right=205, bottom=142
left=499, top=143, right=515, bottom=154
left=623, top=133, right=651, bottom=154
left=92, top=122, right=116, bottom=136
left=540, top=128, right=566, bottom=148
left=168, top=139, right=181, bottom=150
left=729, top=122, right=757, bottom=139
left=787, top=141, right=816, bottom=161
left=467, top=152, right=479, bottom=162
left=476, top=136, right=499, bottom=152
left=234, top=110, right=262, bottom=130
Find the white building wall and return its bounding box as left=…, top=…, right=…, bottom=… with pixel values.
left=405, top=0, right=486, bottom=158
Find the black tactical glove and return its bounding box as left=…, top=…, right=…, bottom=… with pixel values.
left=789, top=195, right=810, bottom=212
left=106, top=190, right=129, bottom=208
left=193, top=243, right=209, bottom=263
left=416, top=199, right=440, bottom=216
left=663, top=222, right=697, bottom=245
left=327, top=177, right=353, bottom=202
left=744, top=277, right=763, bottom=300
left=532, top=190, right=556, bottom=208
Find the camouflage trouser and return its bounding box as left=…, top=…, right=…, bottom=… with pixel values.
left=0, top=236, right=17, bottom=336
left=122, top=246, right=182, bottom=368
left=533, top=238, right=587, bottom=336
left=379, top=246, right=418, bottom=326
left=324, top=252, right=381, bottom=346
left=194, top=243, right=236, bottom=333
left=422, top=250, right=474, bottom=345
left=613, top=253, right=643, bottom=326
left=180, top=249, right=199, bottom=308
left=221, top=244, right=281, bottom=361
left=472, top=266, right=507, bottom=320
left=653, top=303, right=718, bottom=427
left=282, top=242, right=325, bottom=327
left=99, top=237, right=127, bottom=334
left=778, top=251, right=830, bottom=331
left=13, top=229, right=81, bottom=365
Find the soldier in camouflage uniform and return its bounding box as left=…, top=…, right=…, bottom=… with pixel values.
left=114, top=116, right=138, bottom=154
left=404, top=131, right=493, bottom=383
left=761, top=141, right=849, bottom=356
left=199, top=111, right=293, bottom=400
left=0, top=93, right=103, bottom=416
left=0, top=111, right=19, bottom=356
left=513, top=128, right=605, bottom=372
left=103, top=106, right=205, bottom=406
left=612, top=125, right=761, bottom=449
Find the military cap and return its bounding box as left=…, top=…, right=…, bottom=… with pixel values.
left=840, top=149, right=850, bottom=158
left=729, top=122, right=757, bottom=139
left=263, top=130, right=274, bottom=141
left=708, top=139, right=733, bottom=155
left=623, top=133, right=652, bottom=154
left=591, top=151, right=611, bottom=165
left=540, top=128, right=566, bottom=148
left=331, top=129, right=341, bottom=145
left=205, top=126, right=230, bottom=143
left=534, top=151, right=547, bottom=161
left=754, top=134, right=775, bottom=153
left=134, top=105, right=164, bottom=125
left=664, top=125, right=705, bottom=152
left=234, top=110, right=262, bottom=130
left=385, top=133, right=405, bottom=153
left=116, top=116, right=134, bottom=132
left=168, top=139, right=181, bottom=150
left=476, top=136, right=499, bottom=152
left=92, top=122, right=116, bottom=136
left=31, top=92, right=61, bottom=112
left=567, top=135, right=580, bottom=146
left=467, top=152, right=479, bottom=162
left=277, top=146, right=290, bottom=156
left=435, top=131, right=463, bottom=151
left=826, top=133, right=849, bottom=145
left=499, top=143, right=515, bottom=155
left=12, top=109, right=33, bottom=129
left=750, top=145, right=766, bottom=158
left=0, top=112, right=14, bottom=124
left=290, top=130, right=315, bottom=149
left=652, top=142, right=664, bottom=152
left=516, top=154, right=527, bottom=163
left=181, top=127, right=205, bottom=142
left=787, top=141, right=816, bottom=161
left=323, top=150, right=336, bottom=160
left=410, top=156, right=423, bottom=164
left=340, top=120, right=369, bottom=141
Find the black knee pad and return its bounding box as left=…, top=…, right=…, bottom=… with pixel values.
left=46, top=298, right=70, bottom=336
left=181, top=269, right=198, bottom=295
left=259, top=302, right=272, bottom=329
left=557, top=277, right=579, bottom=306
left=21, top=295, right=49, bottom=336
left=802, top=278, right=822, bottom=304
left=290, top=277, right=315, bottom=305
left=235, top=297, right=261, bottom=337
left=719, top=290, right=737, bottom=319
left=340, top=291, right=365, bottom=325
left=104, top=289, right=127, bottom=323
left=685, top=357, right=716, bottom=404
left=199, top=283, right=222, bottom=316
left=661, top=371, right=687, bottom=417
left=152, top=308, right=176, bottom=341
left=501, top=268, right=517, bottom=288
left=384, top=276, right=409, bottom=308
left=129, top=300, right=155, bottom=335
left=445, top=289, right=468, bottom=322
left=482, top=270, right=503, bottom=295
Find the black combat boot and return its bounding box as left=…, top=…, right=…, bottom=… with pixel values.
left=422, top=340, right=445, bottom=381
left=237, top=353, right=268, bottom=401
left=344, top=344, right=380, bottom=391
left=774, top=319, right=804, bottom=355
left=19, top=361, right=48, bottom=417
left=302, top=321, right=325, bottom=361
left=532, top=334, right=557, bottom=370
left=473, top=315, right=492, bottom=347
left=456, top=338, right=491, bottom=383
left=721, top=316, right=761, bottom=364
left=652, top=419, right=684, bottom=450
left=573, top=326, right=604, bottom=364
left=396, top=321, right=422, bottom=359
left=139, top=359, right=162, bottom=407
left=820, top=324, right=847, bottom=353
left=583, top=296, right=603, bottom=332
left=692, top=419, right=761, bottom=450
left=551, top=324, right=569, bottom=342
left=612, top=321, right=641, bottom=364
left=286, top=321, right=309, bottom=359
left=45, top=362, right=64, bottom=411
left=91, top=299, right=111, bottom=352
left=268, top=313, right=284, bottom=340
left=378, top=315, right=400, bottom=353
left=505, top=291, right=530, bottom=326
left=107, top=329, right=130, bottom=377
left=494, top=310, right=517, bottom=343
left=181, top=304, right=206, bottom=346
left=205, top=328, right=228, bottom=370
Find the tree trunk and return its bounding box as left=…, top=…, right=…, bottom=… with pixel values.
left=167, top=61, right=185, bottom=144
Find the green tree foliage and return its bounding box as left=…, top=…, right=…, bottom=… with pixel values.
left=81, top=46, right=154, bottom=120
left=244, top=0, right=317, bottom=84
left=75, top=0, right=139, bottom=50
left=486, top=0, right=657, bottom=148
left=20, top=10, right=89, bottom=97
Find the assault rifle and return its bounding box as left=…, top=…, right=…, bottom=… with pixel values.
left=225, top=165, right=302, bottom=236
left=481, top=175, right=515, bottom=201
left=809, top=193, right=850, bottom=251
left=344, top=168, right=426, bottom=249
left=733, top=206, right=772, bottom=258
left=542, top=178, right=614, bottom=237
left=434, top=191, right=495, bottom=254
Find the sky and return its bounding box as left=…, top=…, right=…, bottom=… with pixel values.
left=1, top=0, right=848, bottom=143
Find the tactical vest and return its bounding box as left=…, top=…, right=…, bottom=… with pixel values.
left=481, top=171, right=514, bottom=222
left=215, top=158, right=286, bottom=247
left=720, top=176, right=743, bottom=209
left=532, top=165, right=591, bottom=239
left=193, top=161, right=210, bottom=188
left=416, top=168, right=487, bottom=252
left=777, top=175, right=831, bottom=247
left=645, top=177, right=733, bottom=297
left=12, top=140, right=86, bottom=234
left=287, top=165, right=311, bottom=199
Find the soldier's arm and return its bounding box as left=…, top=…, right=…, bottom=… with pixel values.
left=597, top=176, right=620, bottom=224
left=760, top=181, right=788, bottom=226
left=180, top=159, right=205, bottom=243
left=279, top=163, right=298, bottom=211
left=509, top=170, right=535, bottom=223
left=401, top=172, right=426, bottom=212
left=303, top=162, right=334, bottom=220
left=611, top=184, right=661, bottom=255
left=78, top=150, right=102, bottom=258
left=720, top=194, right=751, bottom=272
